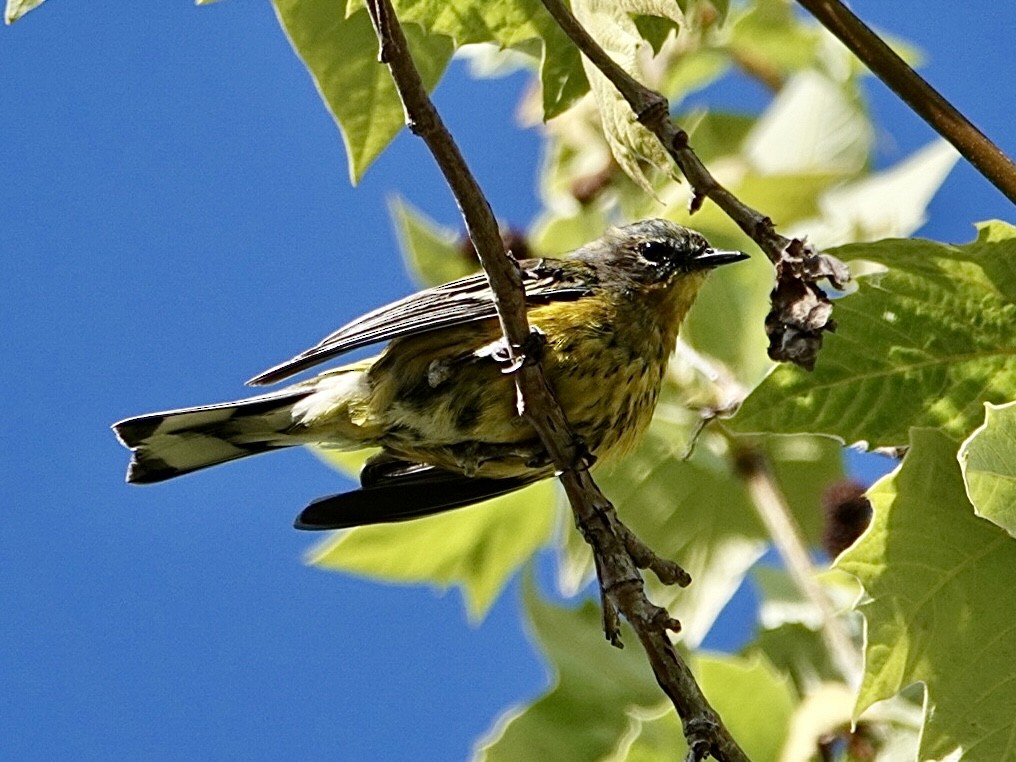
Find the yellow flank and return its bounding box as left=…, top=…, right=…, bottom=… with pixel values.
left=298, top=267, right=711, bottom=479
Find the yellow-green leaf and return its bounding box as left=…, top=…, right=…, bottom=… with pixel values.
left=478, top=590, right=662, bottom=761
left=571, top=0, right=683, bottom=197
left=5, top=0, right=44, bottom=23
left=838, top=428, right=1016, bottom=762
left=391, top=0, right=588, bottom=117
left=558, top=416, right=843, bottom=646
left=308, top=470, right=556, bottom=621
left=389, top=196, right=475, bottom=287
left=734, top=222, right=1016, bottom=446
left=619, top=654, right=796, bottom=762
left=958, top=401, right=1016, bottom=538
left=273, top=2, right=453, bottom=183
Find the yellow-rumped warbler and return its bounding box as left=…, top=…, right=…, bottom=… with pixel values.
left=113, top=219, right=747, bottom=529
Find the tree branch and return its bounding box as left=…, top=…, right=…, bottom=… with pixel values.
left=796, top=0, right=1016, bottom=207
left=363, top=1, right=749, bottom=759
left=539, top=0, right=848, bottom=371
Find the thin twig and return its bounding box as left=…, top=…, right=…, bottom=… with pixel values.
left=732, top=443, right=861, bottom=682
left=362, top=1, right=750, bottom=759
left=796, top=0, right=1016, bottom=206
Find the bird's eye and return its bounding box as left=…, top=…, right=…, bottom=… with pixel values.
left=638, top=240, right=672, bottom=263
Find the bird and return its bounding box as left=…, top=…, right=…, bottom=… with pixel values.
left=112, top=219, right=747, bottom=530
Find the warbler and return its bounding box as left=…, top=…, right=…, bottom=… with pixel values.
left=113, top=219, right=746, bottom=529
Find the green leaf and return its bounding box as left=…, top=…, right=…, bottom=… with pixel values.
left=570, top=0, right=684, bottom=196
left=390, top=0, right=588, bottom=117
left=734, top=222, right=1016, bottom=446
left=558, top=416, right=843, bottom=646
left=958, top=401, right=1016, bottom=538
left=837, top=428, right=1016, bottom=762
left=389, top=196, right=475, bottom=287
left=618, top=654, right=796, bottom=762
left=728, top=0, right=822, bottom=76
left=273, top=2, right=453, bottom=183
left=633, top=14, right=679, bottom=55
left=4, top=0, right=44, bottom=23
left=477, top=590, right=663, bottom=761
left=743, top=70, right=871, bottom=177
left=309, top=450, right=556, bottom=621
left=677, top=111, right=752, bottom=163
left=786, top=139, right=959, bottom=249
left=746, top=622, right=840, bottom=697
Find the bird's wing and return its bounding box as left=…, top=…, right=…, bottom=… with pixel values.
left=248, top=258, right=595, bottom=385
left=293, top=459, right=540, bottom=529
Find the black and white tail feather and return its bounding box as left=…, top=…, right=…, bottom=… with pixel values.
left=112, top=390, right=313, bottom=485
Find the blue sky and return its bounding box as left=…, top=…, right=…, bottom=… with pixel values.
left=2, top=1, right=1014, bottom=759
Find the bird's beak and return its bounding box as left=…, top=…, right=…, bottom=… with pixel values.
left=691, top=248, right=750, bottom=270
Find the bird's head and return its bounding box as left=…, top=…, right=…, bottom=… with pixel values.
left=581, top=219, right=749, bottom=290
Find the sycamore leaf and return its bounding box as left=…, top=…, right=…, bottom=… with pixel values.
left=727, top=0, right=822, bottom=76
left=309, top=449, right=556, bottom=621
left=743, top=70, right=872, bottom=177
left=391, top=0, right=587, bottom=117
left=477, top=591, right=662, bottom=761
left=4, top=0, right=44, bottom=23
left=958, top=401, right=1016, bottom=538
left=389, top=196, right=475, bottom=287
left=558, top=415, right=842, bottom=646
left=273, top=2, right=453, bottom=183
left=786, top=140, right=959, bottom=249
left=734, top=222, right=1016, bottom=446
left=571, top=0, right=683, bottom=197
left=615, top=654, right=795, bottom=762
left=838, top=428, right=1016, bottom=762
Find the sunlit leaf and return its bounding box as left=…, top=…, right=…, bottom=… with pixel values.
left=571, top=0, right=684, bottom=196
left=838, top=428, right=1016, bottom=762
left=735, top=222, right=1016, bottom=446
left=389, top=196, right=475, bottom=286
left=615, top=653, right=795, bottom=762
left=659, top=50, right=730, bottom=105
left=743, top=70, right=871, bottom=176
left=958, top=401, right=1016, bottom=538
left=727, top=0, right=822, bottom=76
left=558, top=416, right=843, bottom=646
left=391, top=0, right=588, bottom=117
left=786, top=140, right=959, bottom=249
left=4, top=0, right=44, bottom=23
left=310, top=449, right=557, bottom=620
left=477, top=590, right=662, bottom=761
left=273, top=2, right=453, bottom=183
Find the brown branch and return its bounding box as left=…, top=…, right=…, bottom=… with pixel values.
left=363, top=1, right=749, bottom=759
left=796, top=0, right=1016, bottom=207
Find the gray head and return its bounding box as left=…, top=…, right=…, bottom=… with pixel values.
left=576, top=219, right=748, bottom=287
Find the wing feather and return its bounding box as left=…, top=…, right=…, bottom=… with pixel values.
left=248, top=258, right=595, bottom=385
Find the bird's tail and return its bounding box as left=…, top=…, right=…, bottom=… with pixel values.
left=112, top=389, right=313, bottom=484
